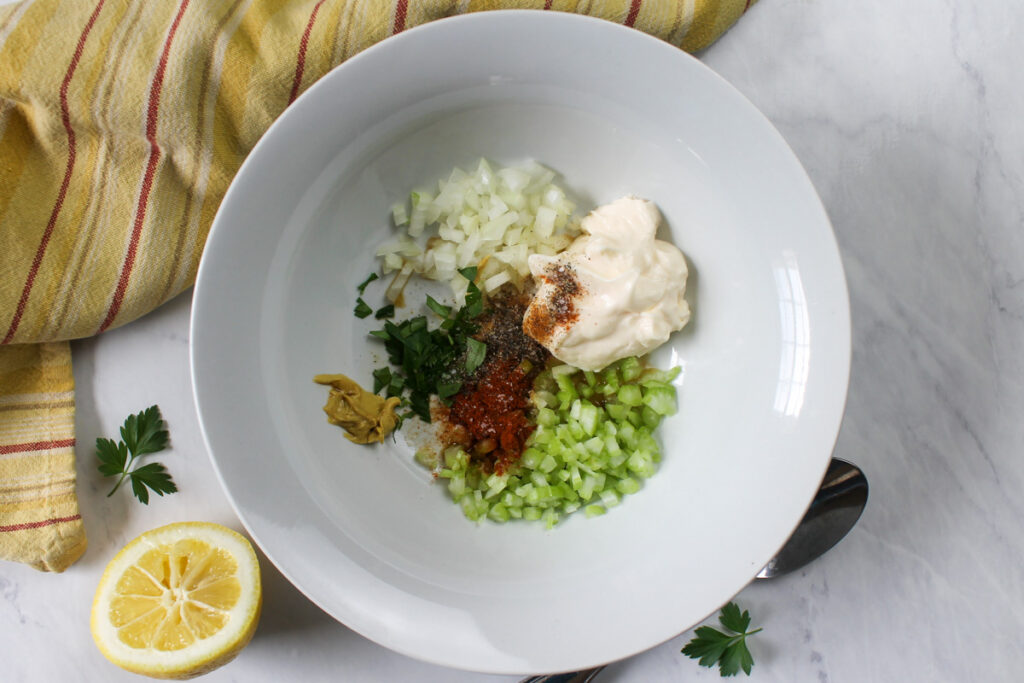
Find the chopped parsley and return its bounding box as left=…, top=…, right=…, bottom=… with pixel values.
left=369, top=268, right=487, bottom=422
left=356, top=272, right=379, bottom=294
left=354, top=297, right=373, bottom=318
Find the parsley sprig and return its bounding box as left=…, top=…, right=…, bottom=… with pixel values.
left=369, top=267, right=486, bottom=422
left=96, top=405, right=177, bottom=504
left=682, top=602, right=761, bottom=677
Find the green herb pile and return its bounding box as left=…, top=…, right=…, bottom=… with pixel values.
left=366, top=267, right=487, bottom=422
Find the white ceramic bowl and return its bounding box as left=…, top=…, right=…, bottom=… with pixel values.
left=191, top=11, right=850, bottom=675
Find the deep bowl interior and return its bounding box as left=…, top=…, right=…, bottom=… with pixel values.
left=191, top=11, right=850, bottom=674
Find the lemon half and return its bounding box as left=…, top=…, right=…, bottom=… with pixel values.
left=91, top=522, right=262, bottom=679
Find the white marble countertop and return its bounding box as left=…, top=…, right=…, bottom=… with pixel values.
left=5, top=1, right=1024, bottom=681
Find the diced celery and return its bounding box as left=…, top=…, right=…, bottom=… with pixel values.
left=637, top=429, right=659, bottom=455
left=444, top=447, right=468, bottom=469
left=643, top=384, right=677, bottom=416
left=521, top=448, right=543, bottom=469
left=617, top=477, right=641, bottom=495
left=555, top=425, right=574, bottom=445
left=485, top=473, right=509, bottom=496
left=627, top=453, right=656, bottom=478
left=618, top=422, right=637, bottom=448
left=534, top=391, right=558, bottom=409
left=641, top=366, right=682, bottom=383
left=568, top=464, right=583, bottom=489
left=414, top=448, right=439, bottom=469
left=448, top=475, right=466, bottom=497
left=579, top=475, right=597, bottom=501
left=434, top=358, right=679, bottom=525
left=606, top=403, right=627, bottom=421
left=556, top=389, right=576, bottom=406
left=488, top=503, right=510, bottom=523
left=579, top=402, right=599, bottom=435
left=618, top=384, right=643, bottom=406
left=601, top=365, right=619, bottom=385
left=642, top=405, right=661, bottom=429
left=551, top=364, right=579, bottom=377
left=542, top=508, right=559, bottom=529
left=600, top=489, right=621, bottom=508
left=569, top=399, right=582, bottom=420
left=502, top=491, right=523, bottom=508
left=620, top=357, right=642, bottom=381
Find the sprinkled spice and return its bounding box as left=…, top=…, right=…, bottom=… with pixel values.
left=522, top=262, right=584, bottom=344
left=437, top=289, right=549, bottom=474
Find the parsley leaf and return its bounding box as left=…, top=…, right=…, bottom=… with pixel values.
left=374, top=304, right=395, bottom=319
left=95, top=405, right=177, bottom=505
left=372, top=367, right=392, bottom=394
left=356, top=272, right=379, bottom=294
left=425, top=295, right=451, bottom=318
left=120, top=404, right=168, bottom=456
left=682, top=602, right=761, bottom=677
left=719, top=601, right=752, bottom=634
left=354, top=298, right=373, bottom=319
left=465, top=338, right=487, bottom=373
left=129, top=462, right=176, bottom=505
left=462, top=275, right=483, bottom=318
left=96, top=438, right=129, bottom=477
left=437, top=382, right=462, bottom=400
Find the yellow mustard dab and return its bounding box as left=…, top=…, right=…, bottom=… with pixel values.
left=313, top=374, right=401, bottom=444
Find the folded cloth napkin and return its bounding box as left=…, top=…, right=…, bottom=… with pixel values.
left=0, top=0, right=756, bottom=572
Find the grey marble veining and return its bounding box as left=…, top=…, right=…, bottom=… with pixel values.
left=4, top=1, right=1022, bottom=681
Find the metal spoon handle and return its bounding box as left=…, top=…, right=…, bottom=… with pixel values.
left=520, top=668, right=605, bottom=683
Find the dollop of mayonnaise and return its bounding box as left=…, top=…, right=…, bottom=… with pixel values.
left=522, top=196, right=690, bottom=371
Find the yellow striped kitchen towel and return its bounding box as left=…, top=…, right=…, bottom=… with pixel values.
left=0, top=0, right=756, bottom=571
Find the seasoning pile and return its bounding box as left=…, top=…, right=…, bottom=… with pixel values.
left=437, top=290, right=547, bottom=476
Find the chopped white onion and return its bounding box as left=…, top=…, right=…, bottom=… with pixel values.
left=386, top=159, right=580, bottom=303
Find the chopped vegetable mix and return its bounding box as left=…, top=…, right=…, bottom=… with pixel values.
left=427, top=358, right=680, bottom=526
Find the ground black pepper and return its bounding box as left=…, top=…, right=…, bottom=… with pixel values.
left=522, top=262, right=584, bottom=344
